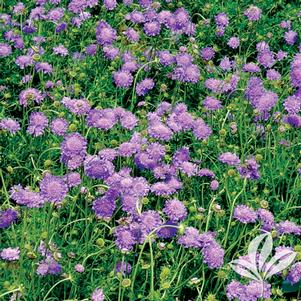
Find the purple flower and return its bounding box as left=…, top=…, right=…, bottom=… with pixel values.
left=266, top=69, right=281, bottom=80
left=202, top=242, right=224, bottom=269
left=103, top=0, right=117, bottom=10
left=136, top=78, right=155, bottom=96
left=15, top=55, right=34, bottom=69
left=200, top=47, right=215, bottom=61
left=75, top=264, right=85, bottom=273
left=243, top=63, right=260, bottom=73
left=62, top=97, right=91, bottom=115
left=276, top=221, right=301, bottom=235
left=139, top=210, right=162, bottom=233
left=10, top=185, right=44, bottom=208
left=227, top=37, right=240, bottom=49
left=114, top=225, right=136, bottom=251
left=50, top=118, right=68, bottom=136
left=234, top=205, right=257, bottom=224
left=113, top=70, right=133, bottom=88
left=203, top=96, right=222, bottom=111
left=0, top=209, right=18, bottom=229
left=124, top=28, right=140, bottom=42
left=144, top=21, right=161, bottom=36
left=19, top=88, right=44, bottom=107
left=86, top=109, right=116, bottom=130
left=257, top=209, right=275, bottom=231
left=85, top=44, right=98, bottom=56
left=35, top=62, right=53, bottom=74
left=215, top=12, right=229, bottom=27
left=0, top=118, right=20, bottom=134
left=116, top=261, right=132, bottom=275
left=192, top=119, right=212, bottom=140
left=0, top=43, right=12, bottom=57
left=40, top=173, right=68, bottom=203
left=96, top=21, right=117, bottom=45
left=170, top=64, right=200, bottom=84
left=53, top=45, right=68, bottom=56
left=210, top=180, right=219, bottom=191
left=27, top=112, right=48, bottom=137
left=257, top=50, right=275, bottom=68
left=237, top=157, right=260, bottom=180
left=157, top=221, right=178, bottom=238
left=285, top=30, right=298, bottom=45
left=284, top=96, right=301, bottom=114
left=0, top=247, right=20, bottom=261
left=244, top=6, right=262, bottom=21
left=91, top=288, right=105, bottom=301
left=218, top=152, right=240, bottom=166
left=84, top=155, right=115, bottom=180
left=178, top=227, right=202, bottom=248
left=157, top=50, right=174, bottom=66
left=163, top=199, right=187, bottom=222
left=64, top=172, right=81, bottom=188
left=287, top=263, right=301, bottom=284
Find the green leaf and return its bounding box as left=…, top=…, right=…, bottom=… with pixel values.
left=282, top=280, right=301, bottom=293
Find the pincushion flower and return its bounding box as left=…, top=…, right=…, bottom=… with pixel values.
left=0, top=247, right=20, bottom=261
left=40, top=173, right=68, bottom=203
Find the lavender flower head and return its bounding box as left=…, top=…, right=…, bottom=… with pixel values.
left=0, top=247, right=20, bottom=261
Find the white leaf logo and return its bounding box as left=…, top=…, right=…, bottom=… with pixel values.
left=229, top=232, right=297, bottom=283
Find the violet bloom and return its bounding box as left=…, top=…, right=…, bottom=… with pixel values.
left=50, top=118, right=69, bottom=136
left=237, top=157, right=260, bottom=180
left=19, top=88, right=44, bottom=107
left=62, top=97, right=91, bottom=115
left=266, top=69, right=281, bottom=81
left=124, top=28, right=140, bottom=42
left=228, top=37, right=240, bottom=49
left=287, top=263, right=301, bottom=284
left=91, top=288, right=105, bottom=301
left=218, top=152, right=240, bottom=166
left=244, top=6, right=262, bottom=21
left=0, top=43, right=12, bottom=57
left=40, top=173, right=68, bottom=203
left=234, top=205, right=257, bottom=224
left=0, top=247, right=20, bottom=261
left=103, top=0, right=117, bottom=10
left=60, top=133, right=87, bottom=170
left=74, top=264, right=85, bottom=273
left=144, top=21, right=161, bottom=36
left=53, top=45, right=68, bottom=56
left=285, top=30, right=298, bottom=45
left=96, top=20, right=117, bottom=45
left=163, top=199, right=187, bottom=222
left=27, top=112, right=48, bottom=137
left=10, top=185, right=44, bottom=208
left=85, top=44, right=97, bottom=56
left=0, top=208, right=18, bottom=229
left=171, top=64, right=200, bottom=84
left=243, top=63, right=260, bottom=73
left=136, top=78, right=155, bottom=96
left=257, top=50, right=275, bottom=68
left=215, top=12, right=229, bottom=27
left=35, top=62, right=53, bottom=74
left=113, top=70, right=133, bottom=88
left=116, top=261, right=132, bottom=275
left=84, top=155, right=114, bottom=180
left=210, top=180, right=219, bottom=191
left=64, top=172, right=81, bottom=188
left=0, top=118, right=21, bottom=134
left=15, top=55, right=34, bottom=69
left=203, top=96, right=222, bottom=111
left=178, top=227, right=202, bottom=248
left=200, top=47, right=215, bottom=61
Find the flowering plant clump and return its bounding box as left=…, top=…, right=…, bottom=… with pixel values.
left=0, top=0, right=301, bottom=300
